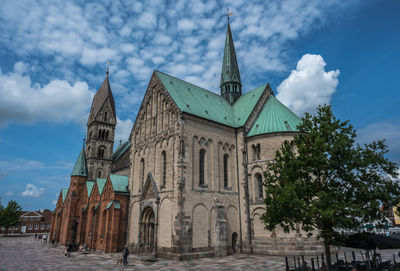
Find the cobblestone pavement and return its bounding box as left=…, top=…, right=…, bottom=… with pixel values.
left=1, top=236, right=400, bottom=271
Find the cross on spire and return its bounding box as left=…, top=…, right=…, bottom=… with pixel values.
left=226, top=8, right=233, bottom=22
left=106, top=61, right=110, bottom=77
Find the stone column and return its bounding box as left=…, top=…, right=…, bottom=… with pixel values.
left=213, top=198, right=227, bottom=257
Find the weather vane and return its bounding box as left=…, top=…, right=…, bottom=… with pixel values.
left=226, top=8, right=233, bottom=22
left=106, top=61, right=111, bottom=76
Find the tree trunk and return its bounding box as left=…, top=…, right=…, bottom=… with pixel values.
left=324, top=241, right=332, bottom=271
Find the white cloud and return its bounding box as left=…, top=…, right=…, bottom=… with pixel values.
left=276, top=54, right=340, bottom=115
left=21, top=183, right=45, bottom=197
left=177, top=19, right=197, bottom=31
left=5, top=191, right=14, bottom=196
left=0, top=62, right=94, bottom=126
left=115, top=118, right=133, bottom=144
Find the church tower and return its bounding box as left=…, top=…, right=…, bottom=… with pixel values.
left=86, top=71, right=116, bottom=180
left=220, top=19, right=242, bottom=104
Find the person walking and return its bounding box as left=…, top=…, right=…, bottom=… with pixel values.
left=35, top=233, right=37, bottom=240
left=123, top=246, right=129, bottom=266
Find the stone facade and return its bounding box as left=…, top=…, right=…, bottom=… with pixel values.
left=125, top=21, right=324, bottom=259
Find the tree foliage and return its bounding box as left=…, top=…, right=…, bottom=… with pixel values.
left=0, top=200, right=22, bottom=235
left=261, top=105, right=400, bottom=268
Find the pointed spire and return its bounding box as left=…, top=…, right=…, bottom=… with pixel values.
left=220, top=18, right=242, bottom=104
left=71, top=143, right=88, bottom=177
left=88, top=72, right=116, bottom=120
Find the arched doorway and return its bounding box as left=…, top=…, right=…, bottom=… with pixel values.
left=141, top=207, right=156, bottom=254
left=232, top=232, right=238, bottom=253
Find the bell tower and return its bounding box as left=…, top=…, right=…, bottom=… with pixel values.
left=86, top=70, right=116, bottom=180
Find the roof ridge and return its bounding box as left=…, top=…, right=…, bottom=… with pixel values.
left=155, top=70, right=221, bottom=98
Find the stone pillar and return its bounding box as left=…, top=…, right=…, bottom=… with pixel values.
left=213, top=198, right=227, bottom=257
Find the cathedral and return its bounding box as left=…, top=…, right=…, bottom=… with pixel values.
left=50, top=20, right=323, bottom=258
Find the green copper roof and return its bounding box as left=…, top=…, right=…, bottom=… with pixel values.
left=71, top=145, right=88, bottom=177
left=232, top=84, right=267, bottom=127
left=96, top=178, right=107, bottom=196
left=110, top=174, right=129, bottom=193
left=61, top=188, right=68, bottom=203
left=155, top=71, right=267, bottom=128
left=112, top=141, right=131, bottom=161
left=247, top=95, right=302, bottom=137
left=106, top=200, right=121, bottom=210
left=220, top=22, right=241, bottom=87
left=86, top=181, right=95, bottom=198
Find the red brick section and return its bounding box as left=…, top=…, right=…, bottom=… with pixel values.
left=50, top=174, right=128, bottom=252
left=0, top=210, right=52, bottom=234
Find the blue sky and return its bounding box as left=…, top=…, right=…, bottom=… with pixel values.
left=0, top=0, right=399, bottom=210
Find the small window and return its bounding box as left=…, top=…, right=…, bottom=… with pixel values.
left=256, top=173, right=263, bottom=199
left=98, top=147, right=105, bottom=158
left=140, top=158, right=145, bottom=188
left=104, top=112, right=108, bottom=121
left=98, top=171, right=102, bottom=178
left=34, top=224, right=38, bottom=229
left=105, top=130, right=109, bottom=140
left=223, top=154, right=229, bottom=188
left=46, top=224, right=50, bottom=229
left=161, top=151, right=167, bottom=187
left=28, top=224, right=32, bottom=229
left=199, top=149, right=206, bottom=186
left=40, top=224, right=45, bottom=230
left=98, top=129, right=102, bottom=138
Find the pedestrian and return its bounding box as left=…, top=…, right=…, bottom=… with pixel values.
left=43, top=234, right=47, bottom=243
left=64, top=245, right=70, bottom=257
left=35, top=233, right=37, bottom=240
left=123, top=246, right=129, bottom=266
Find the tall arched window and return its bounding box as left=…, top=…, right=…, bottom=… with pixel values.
left=256, top=173, right=263, bottom=199
left=104, top=112, right=108, bottom=121
left=140, top=158, right=145, bottom=188
left=98, top=129, right=102, bottom=138
left=223, top=154, right=229, bottom=188
left=199, top=149, right=206, bottom=186
left=98, top=146, right=105, bottom=158
left=98, top=170, right=103, bottom=178
left=105, top=130, right=109, bottom=140
left=161, top=151, right=166, bottom=187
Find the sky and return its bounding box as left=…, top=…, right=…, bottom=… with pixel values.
left=0, top=0, right=399, bottom=211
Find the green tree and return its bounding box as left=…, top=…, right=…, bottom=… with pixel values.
left=261, top=105, right=400, bottom=270
left=0, top=200, right=22, bottom=236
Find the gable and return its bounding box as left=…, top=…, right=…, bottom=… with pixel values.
left=21, top=211, right=42, bottom=217
left=140, top=173, right=159, bottom=201
left=96, top=178, right=107, bottom=196
left=129, top=72, right=180, bottom=141
left=86, top=181, right=95, bottom=198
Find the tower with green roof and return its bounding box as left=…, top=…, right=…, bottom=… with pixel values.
left=220, top=20, right=242, bottom=104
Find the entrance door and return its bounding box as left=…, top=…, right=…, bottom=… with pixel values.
left=141, top=207, right=155, bottom=254
left=232, top=232, right=238, bottom=253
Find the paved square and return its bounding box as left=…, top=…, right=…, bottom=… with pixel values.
left=1, top=236, right=400, bottom=271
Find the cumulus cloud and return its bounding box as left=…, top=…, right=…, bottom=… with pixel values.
left=5, top=191, right=14, bottom=196
left=0, top=0, right=358, bottom=99
left=0, top=62, right=94, bottom=126
left=21, top=183, right=45, bottom=197
left=276, top=54, right=340, bottom=115
left=115, top=118, right=133, bottom=144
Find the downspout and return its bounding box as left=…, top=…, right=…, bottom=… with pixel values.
left=235, top=129, right=243, bottom=253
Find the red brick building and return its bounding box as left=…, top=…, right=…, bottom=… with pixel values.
left=0, top=210, right=52, bottom=234
left=49, top=74, right=130, bottom=252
